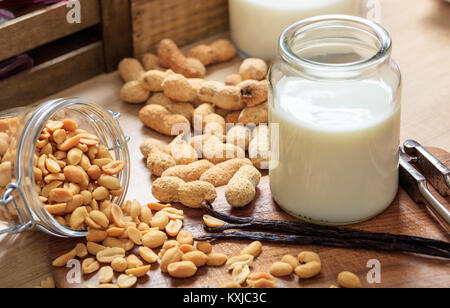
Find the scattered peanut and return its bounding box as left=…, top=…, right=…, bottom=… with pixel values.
left=298, top=251, right=321, bottom=264
left=125, top=265, right=151, bottom=277
left=270, top=262, right=293, bottom=277
left=249, top=125, right=270, bottom=169
left=118, top=58, right=145, bottom=82
left=239, top=102, right=269, bottom=125
left=176, top=230, right=194, bottom=245
left=120, top=80, right=150, bottom=104
left=158, top=39, right=197, bottom=78
left=295, top=261, right=322, bottom=279
left=75, top=243, right=88, bottom=258
left=138, top=247, right=159, bottom=264
left=241, top=241, right=262, bottom=257
left=140, top=138, right=166, bottom=159
left=168, top=261, right=198, bottom=278
left=186, top=39, right=236, bottom=66
left=147, top=93, right=194, bottom=122
left=98, top=266, right=114, bottom=284
left=82, top=258, right=100, bottom=275
left=139, top=104, right=190, bottom=136
left=182, top=251, right=209, bottom=267
left=338, top=272, right=362, bottom=288
left=295, top=251, right=322, bottom=279
left=238, top=80, right=268, bottom=107
left=198, top=81, right=246, bottom=111
left=200, top=158, right=252, bottom=187
left=96, top=247, right=126, bottom=263
left=152, top=177, right=217, bottom=208
left=207, top=253, right=228, bottom=267
left=202, top=215, right=225, bottom=228
left=186, top=57, right=206, bottom=78
left=165, top=134, right=198, bottom=165
left=240, top=58, right=268, bottom=81
left=162, top=73, right=197, bottom=102
left=281, top=255, right=299, bottom=269
left=87, top=242, right=106, bottom=255
left=161, top=246, right=184, bottom=272
left=151, top=211, right=170, bottom=230
left=161, top=160, right=214, bottom=182
left=247, top=273, right=277, bottom=288
left=141, top=53, right=164, bottom=71
left=225, top=165, right=261, bottom=207
left=165, top=219, right=183, bottom=237
left=226, top=254, right=254, bottom=271
left=117, top=274, right=137, bottom=288
left=232, top=263, right=250, bottom=285
left=111, top=257, right=128, bottom=272
left=142, top=230, right=167, bottom=248
left=52, top=249, right=76, bottom=267
left=196, top=241, right=212, bottom=254
left=141, top=69, right=174, bottom=91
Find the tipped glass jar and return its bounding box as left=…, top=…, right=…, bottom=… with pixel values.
left=0, top=98, right=130, bottom=237
left=269, top=15, right=402, bottom=225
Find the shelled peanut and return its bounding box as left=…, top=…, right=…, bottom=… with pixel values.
left=52, top=199, right=233, bottom=288
left=267, top=251, right=322, bottom=280
left=29, top=119, right=125, bottom=230
left=218, top=241, right=272, bottom=288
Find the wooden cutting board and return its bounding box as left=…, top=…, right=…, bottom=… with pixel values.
left=48, top=147, right=450, bottom=288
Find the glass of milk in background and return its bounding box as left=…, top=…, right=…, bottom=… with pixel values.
left=229, top=0, right=361, bottom=60
left=268, top=15, right=402, bottom=225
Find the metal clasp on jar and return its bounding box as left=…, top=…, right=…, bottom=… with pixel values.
left=0, top=184, right=32, bottom=234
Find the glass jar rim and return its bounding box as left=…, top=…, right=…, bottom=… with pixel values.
left=280, top=14, right=392, bottom=73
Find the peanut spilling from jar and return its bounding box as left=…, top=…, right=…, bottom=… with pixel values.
left=29, top=119, right=126, bottom=231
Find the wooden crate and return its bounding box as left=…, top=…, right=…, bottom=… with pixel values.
left=0, top=0, right=229, bottom=109
left=0, top=0, right=133, bottom=109
left=131, top=0, right=229, bottom=58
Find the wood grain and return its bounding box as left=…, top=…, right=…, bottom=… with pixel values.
left=0, top=42, right=105, bottom=110
left=100, top=0, right=133, bottom=72
left=0, top=0, right=101, bottom=62
left=48, top=147, right=450, bottom=288
left=382, top=0, right=450, bottom=148
left=131, top=0, right=229, bottom=57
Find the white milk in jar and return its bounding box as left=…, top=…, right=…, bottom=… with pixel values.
left=268, top=16, right=402, bottom=225
left=229, top=0, right=360, bottom=60
left=270, top=78, right=401, bottom=224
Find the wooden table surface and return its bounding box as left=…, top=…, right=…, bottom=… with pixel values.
left=1, top=0, right=449, bottom=288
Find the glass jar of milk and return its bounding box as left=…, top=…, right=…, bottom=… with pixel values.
left=229, top=0, right=360, bottom=60
left=269, top=15, right=402, bottom=225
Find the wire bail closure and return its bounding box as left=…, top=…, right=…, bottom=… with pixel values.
left=0, top=184, right=33, bottom=234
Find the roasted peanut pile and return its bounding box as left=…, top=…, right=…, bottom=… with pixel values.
left=31, top=120, right=125, bottom=229
left=218, top=240, right=362, bottom=288
left=0, top=117, right=20, bottom=222
left=52, top=202, right=233, bottom=288
left=118, top=38, right=270, bottom=209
